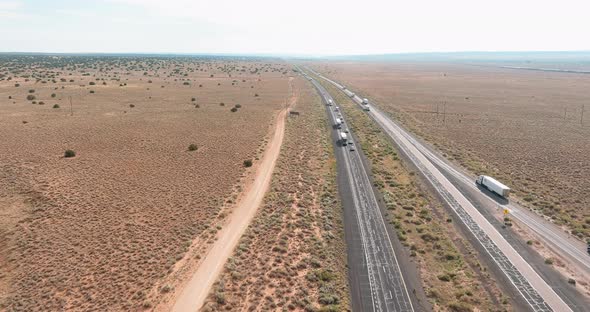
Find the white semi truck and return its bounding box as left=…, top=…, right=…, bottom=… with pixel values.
left=335, top=118, right=343, bottom=129
left=327, top=99, right=333, bottom=106
left=362, top=98, right=369, bottom=105
left=339, top=132, right=348, bottom=145
left=476, top=175, right=510, bottom=198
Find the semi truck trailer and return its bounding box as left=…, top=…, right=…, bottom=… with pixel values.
left=339, top=132, right=348, bottom=145
left=476, top=175, right=510, bottom=198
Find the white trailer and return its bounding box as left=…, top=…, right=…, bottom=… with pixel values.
left=476, top=175, right=510, bottom=197
left=362, top=105, right=370, bottom=111
left=339, top=132, right=348, bottom=145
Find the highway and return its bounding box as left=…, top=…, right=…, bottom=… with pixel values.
left=306, top=68, right=583, bottom=312
left=306, top=73, right=416, bottom=312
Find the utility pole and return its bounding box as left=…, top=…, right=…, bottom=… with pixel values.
left=436, top=103, right=439, bottom=119
left=443, top=102, right=447, bottom=124
left=69, top=96, right=73, bottom=116
left=582, top=104, right=585, bottom=126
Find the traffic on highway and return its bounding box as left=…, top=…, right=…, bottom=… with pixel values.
left=304, top=67, right=588, bottom=312
left=304, top=71, right=417, bottom=312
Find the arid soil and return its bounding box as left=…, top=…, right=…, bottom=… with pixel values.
left=202, top=77, right=350, bottom=311
left=168, top=88, right=288, bottom=311
left=311, top=62, right=590, bottom=241
left=0, top=55, right=291, bottom=311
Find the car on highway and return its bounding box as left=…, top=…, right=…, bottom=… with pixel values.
left=587, top=242, right=590, bottom=255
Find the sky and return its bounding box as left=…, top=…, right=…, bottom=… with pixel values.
left=1, top=0, right=589, bottom=55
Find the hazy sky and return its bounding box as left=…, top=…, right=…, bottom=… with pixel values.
left=1, top=0, right=589, bottom=55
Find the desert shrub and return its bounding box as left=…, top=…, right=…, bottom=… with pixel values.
left=191, top=97, right=196, bottom=102
left=14, top=83, right=20, bottom=87
left=448, top=302, right=472, bottom=312
left=26, top=95, right=35, bottom=101
left=89, top=90, right=95, bottom=93
left=148, top=80, right=152, bottom=83
left=544, top=258, right=553, bottom=265
left=219, top=102, right=225, bottom=106
left=183, top=82, right=190, bottom=85
left=8, top=96, right=11, bottom=99
left=38, top=101, right=45, bottom=105
left=215, top=292, right=226, bottom=305
left=254, top=93, right=259, bottom=97
left=230, top=107, right=238, bottom=112
left=69, top=79, right=74, bottom=82
left=437, top=274, right=452, bottom=282
left=53, top=104, right=60, bottom=108
left=235, top=104, right=242, bottom=108
left=199, top=84, right=203, bottom=87
left=64, top=149, right=76, bottom=158
left=89, top=81, right=96, bottom=85
left=129, top=104, right=135, bottom=108
left=243, top=159, right=253, bottom=167
left=188, top=144, right=198, bottom=151
left=28, top=89, right=35, bottom=93
left=51, top=93, right=56, bottom=98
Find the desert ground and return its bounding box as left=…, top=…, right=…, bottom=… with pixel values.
left=311, top=62, right=590, bottom=242
left=0, top=55, right=292, bottom=310
left=202, top=77, right=350, bottom=311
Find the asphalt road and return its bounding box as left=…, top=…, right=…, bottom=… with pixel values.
left=306, top=74, right=415, bottom=312
left=308, top=69, right=583, bottom=312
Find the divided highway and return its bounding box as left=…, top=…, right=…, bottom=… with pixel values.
left=306, top=68, right=581, bottom=312
left=306, top=73, right=415, bottom=312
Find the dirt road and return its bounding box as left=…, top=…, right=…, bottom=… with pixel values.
left=171, top=96, right=291, bottom=312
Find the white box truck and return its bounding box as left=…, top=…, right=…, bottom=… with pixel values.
left=335, top=118, right=343, bottom=129
left=476, top=175, right=510, bottom=197
left=339, top=132, right=348, bottom=145
left=327, top=99, right=333, bottom=106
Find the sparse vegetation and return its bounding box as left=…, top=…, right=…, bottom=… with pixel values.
left=242, top=159, right=252, bottom=167
left=188, top=144, right=198, bottom=151
left=0, top=55, right=291, bottom=311
left=205, top=78, right=349, bottom=311
left=64, top=149, right=76, bottom=158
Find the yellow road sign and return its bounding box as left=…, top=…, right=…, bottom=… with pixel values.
left=503, top=209, right=509, bottom=215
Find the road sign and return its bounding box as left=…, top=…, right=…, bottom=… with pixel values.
left=503, top=209, right=509, bottom=215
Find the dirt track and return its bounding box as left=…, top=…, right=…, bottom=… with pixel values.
left=171, top=105, right=289, bottom=311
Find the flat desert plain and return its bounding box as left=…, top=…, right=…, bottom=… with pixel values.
left=0, top=55, right=291, bottom=310
left=312, top=61, right=590, bottom=240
